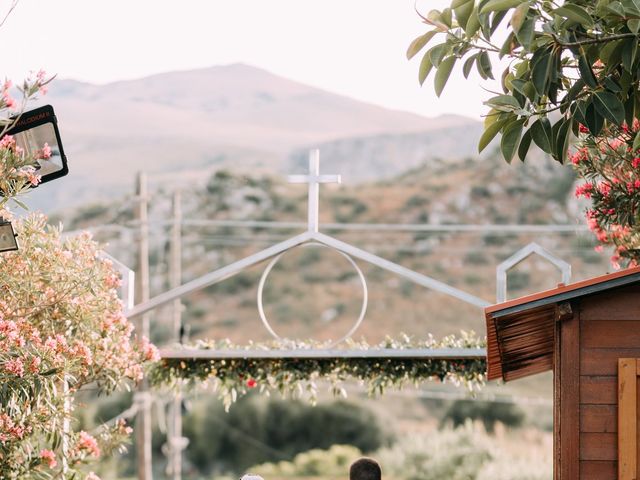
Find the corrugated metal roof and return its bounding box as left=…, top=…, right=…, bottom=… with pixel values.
left=486, top=266, right=640, bottom=381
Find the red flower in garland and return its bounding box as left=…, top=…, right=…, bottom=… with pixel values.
left=246, top=378, right=257, bottom=389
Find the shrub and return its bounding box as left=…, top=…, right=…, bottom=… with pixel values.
left=0, top=214, right=157, bottom=478
left=441, top=400, right=525, bottom=433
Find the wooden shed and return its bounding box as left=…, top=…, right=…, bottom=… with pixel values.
left=486, top=265, right=640, bottom=480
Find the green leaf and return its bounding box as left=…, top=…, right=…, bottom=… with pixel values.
left=625, top=93, right=636, bottom=127
left=622, top=37, right=638, bottom=72
left=477, top=51, right=494, bottom=79
left=515, top=17, right=534, bottom=49
left=499, top=32, right=516, bottom=58
left=12, top=198, right=28, bottom=210
left=584, top=101, right=604, bottom=136
left=510, top=1, right=529, bottom=32
left=434, top=56, right=456, bottom=97
left=510, top=78, right=527, bottom=95
left=553, top=4, right=594, bottom=27
left=607, top=1, right=626, bottom=17
left=599, top=39, right=624, bottom=67
left=500, top=119, right=524, bottom=162
left=479, top=117, right=508, bottom=152
left=632, top=130, right=640, bottom=152
left=523, top=81, right=537, bottom=101
left=418, top=52, right=434, bottom=85
left=484, top=94, right=521, bottom=111
left=465, top=6, right=481, bottom=36
left=603, top=76, right=622, bottom=93
left=517, top=128, right=532, bottom=161
left=564, top=78, right=586, bottom=106
left=463, top=53, right=478, bottom=78
left=490, top=10, right=509, bottom=35
left=554, top=119, right=572, bottom=164
left=406, top=31, right=438, bottom=60
left=593, top=91, right=625, bottom=125
left=484, top=107, right=502, bottom=129
left=531, top=50, right=552, bottom=96
left=623, top=0, right=640, bottom=15
left=628, top=18, right=640, bottom=33
left=428, top=43, right=450, bottom=68
left=441, top=8, right=453, bottom=27
left=454, top=0, right=474, bottom=30
left=480, top=0, right=523, bottom=14
left=530, top=117, right=553, bottom=154
left=577, top=52, right=598, bottom=89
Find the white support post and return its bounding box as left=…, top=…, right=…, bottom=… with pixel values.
left=135, top=172, right=153, bottom=480
left=167, top=191, right=184, bottom=480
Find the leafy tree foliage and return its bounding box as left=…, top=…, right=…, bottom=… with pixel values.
left=409, top=0, right=640, bottom=164
left=442, top=399, right=525, bottom=432
left=411, top=0, right=640, bottom=263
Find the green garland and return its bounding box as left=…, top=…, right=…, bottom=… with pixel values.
left=149, top=333, right=486, bottom=409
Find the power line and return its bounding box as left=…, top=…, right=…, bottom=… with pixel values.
left=64, top=220, right=591, bottom=239
left=131, top=219, right=591, bottom=234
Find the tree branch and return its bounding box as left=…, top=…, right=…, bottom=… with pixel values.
left=554, top=32, right=639, bottom=47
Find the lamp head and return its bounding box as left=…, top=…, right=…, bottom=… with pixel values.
left=0, top=219, right=18, bottom=252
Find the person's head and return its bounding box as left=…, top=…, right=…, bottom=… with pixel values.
left=349, top=457, right=382, bottom=480
left=240, top=475, right=264, bottom=480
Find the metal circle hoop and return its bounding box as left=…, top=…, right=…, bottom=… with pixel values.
left=257, top=242, right=368, bottom=347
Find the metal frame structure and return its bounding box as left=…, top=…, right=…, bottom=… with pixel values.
left=126, top=150, right=491, bottom=352
left=160, top=347, right=487, bottom=359
left=101, top=251, right=135, bottom=310
left=496, top=242, right=571, bottom=303
left=117, top=151, right=584, bottom=479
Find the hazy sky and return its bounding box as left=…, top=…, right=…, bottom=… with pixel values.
left=1, top=0, right=498, bottom=120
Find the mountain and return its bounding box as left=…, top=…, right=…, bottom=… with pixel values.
left=25, top=64, right=481, bottom=213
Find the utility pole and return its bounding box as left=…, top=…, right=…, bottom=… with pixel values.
left=135, top=172, right=153, bottom=480
left=167, top=190, right=184, bottom=480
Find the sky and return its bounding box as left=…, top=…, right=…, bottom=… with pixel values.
left=0, top=0, right=500, bottom=120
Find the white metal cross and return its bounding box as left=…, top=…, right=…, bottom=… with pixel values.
left=288, top=149, right=341, bottom=232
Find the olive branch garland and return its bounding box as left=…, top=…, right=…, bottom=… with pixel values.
left=149, top=332, right=486, bottom=410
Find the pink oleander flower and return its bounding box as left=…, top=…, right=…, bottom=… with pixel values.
left=4, top=358, right=25, bottom=377
left=575, top=182, right=594, bottom=199
left=77, top=431, right=101, bottom=457
left=35, top=142, right=52, bottom=160
left=2, top=90, right=15, bottom=109
left=611, top=255, right=622, bottom=270
left=0, top=134, right=16, bottom=150
left=39, top=449, right=57, bottom=468
left=598, top=182, right=611, bottom=197
left=570, top=147, right=588, bottom=165
left=140, top=336, right=160, bottom=362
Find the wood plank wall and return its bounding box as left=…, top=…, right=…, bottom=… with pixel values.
left=578, top=285, right=640, bottom=479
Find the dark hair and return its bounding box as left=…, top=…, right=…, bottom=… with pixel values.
left=349, top=457, right=382, bottom=480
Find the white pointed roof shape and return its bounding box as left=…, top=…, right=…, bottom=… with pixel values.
left=496, top=241, right=571, bottom=303
left=126, top=150, right=490, bottom=323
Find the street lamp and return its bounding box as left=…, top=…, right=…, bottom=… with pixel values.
left=0, top=104, right=69, bottom=254
left=7, top=104, right=68, bottom=184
